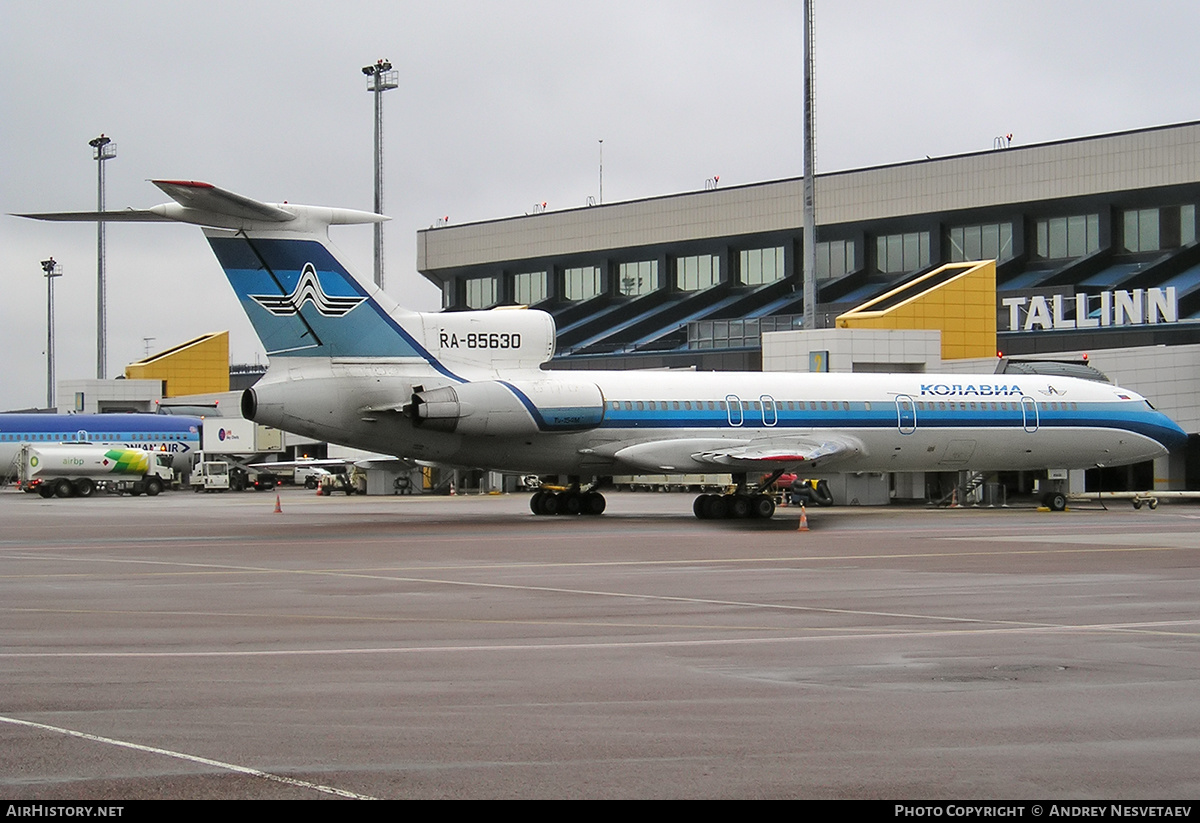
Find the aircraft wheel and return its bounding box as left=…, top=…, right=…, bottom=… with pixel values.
left=530, top=491, right=547, bottom=515
left=583, top=491, right=606, bottom=515
left=74, top=479, right=95, bottom=498
left=729, top=494, right=753, bottom=519
left=752, top=495, right=776, bottom=519
left=1046, top=492, right=1067, bottom=512
left=693, top=495, right=710, bottom=519
left=54, top=479, right=75, bottom=498
left=706, top=495, right=728, bottom=520
left=563, top=492, right=583, bottom=516
left=540, top=492, right=562, bottom=516
left=38, top=485, right=55, bottom=498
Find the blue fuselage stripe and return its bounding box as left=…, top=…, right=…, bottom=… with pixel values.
left=595, top=403, right=1184, bottom=449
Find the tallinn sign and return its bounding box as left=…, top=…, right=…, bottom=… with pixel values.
left=1000, top=287, right=1179, bottom=332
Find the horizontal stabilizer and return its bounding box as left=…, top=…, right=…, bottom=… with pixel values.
left=17, top=179, right=387, bottom=230
left=152, top=180, right=295, bottom=222
left=14, top=209, right=175, bottom=222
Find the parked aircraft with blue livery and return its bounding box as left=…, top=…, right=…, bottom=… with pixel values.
left=21, top=181, right=1187, bottom=518
left=1, top=413, right=202, bottom=484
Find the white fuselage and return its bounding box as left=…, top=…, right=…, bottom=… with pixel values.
left=246, top=358, right=1180, bottom=478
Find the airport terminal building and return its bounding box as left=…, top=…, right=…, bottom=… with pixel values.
left=418, top=121, right=1200, bottom=491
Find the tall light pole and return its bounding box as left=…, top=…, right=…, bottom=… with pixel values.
left=41, top=257, right=62, bottom=410
left=89, top=133, right=116, bottom=378
left=362, top=59, right=397, bottom=290
left=802, top=1, right=817, bottom=333
left=598, top=139, right=604, bottom=205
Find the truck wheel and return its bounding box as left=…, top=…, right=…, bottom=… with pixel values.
left=145, top=478, right=164, bottom=497
left=38, top=485, right=55, bottom=498
left=74, top=478, right=95, bottom=498
left=54, top=478, right=75, bottom=498
left=305, top=477, right=318, bottom=490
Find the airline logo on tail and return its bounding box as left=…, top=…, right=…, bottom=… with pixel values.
left=249, top=263, right=366, bottom=318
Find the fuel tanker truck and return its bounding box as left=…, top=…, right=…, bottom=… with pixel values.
left=21, top=444, right=174, bottom=498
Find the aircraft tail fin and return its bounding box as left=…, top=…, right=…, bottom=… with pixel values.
left=20, top=180, right=556, bottom=371
left=203, top=229, right=429, bottom=360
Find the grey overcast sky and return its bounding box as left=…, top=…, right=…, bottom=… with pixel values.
left=2, top=0, right=1198, bottom=411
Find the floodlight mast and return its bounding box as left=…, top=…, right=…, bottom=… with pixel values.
left=41, top=257, right=62, bottom=410
left=89, top=134, right=116, bottom=379
left=802, top=1, right=817, bottom=333
left=362, top=59, right=398, bottom=290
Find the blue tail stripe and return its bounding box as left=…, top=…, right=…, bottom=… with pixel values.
left=207, top=236, right=459, bottom=379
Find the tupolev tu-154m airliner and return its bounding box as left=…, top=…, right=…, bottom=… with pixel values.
left=21, top=180, right=1188, bottom=519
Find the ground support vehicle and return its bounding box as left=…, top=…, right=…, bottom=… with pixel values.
left=294, top=465, right=332, bottom=489
left=196, top=461, right=231, bottom=492
left=21, top=444, right=173, bottom=498
left=319, top=471, right=363, bottom=496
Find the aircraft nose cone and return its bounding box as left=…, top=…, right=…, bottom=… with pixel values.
left=1159, top=415, right=1189, bottom=453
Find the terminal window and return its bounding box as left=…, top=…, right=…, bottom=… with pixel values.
left=949, top=222, right=1013, bottom=263
left=465, top=276, right=497, bottom=309
left=564, top=266, right=602, bottom=301
left=876, top=231, right=930, bottom=273
left=815, top=239, right=855, bottom=280
left=512, top=271, right=547, bottom=305
left=618, top=260, right=658, bottom=296
left=1123, top=205, right=1197, bottom=252
left=1123, top=208, right=1161, bottom=253
left=1035, top=214, right=1099, bottom=259
left=676, top=254, right=720, bottom=291
left=739, top=247, right=784, bottom=285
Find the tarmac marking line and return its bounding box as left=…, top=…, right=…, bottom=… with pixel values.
left=0, top=714, right=375, bottom=800
left=1, top=619, right=1197, bottom=659
left=0, top=543, right=1188, bottom=580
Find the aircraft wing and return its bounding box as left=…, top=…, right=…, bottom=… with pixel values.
left=612, top=434, right=863, bottom=473
left=690, top=435, right=863, bottom=470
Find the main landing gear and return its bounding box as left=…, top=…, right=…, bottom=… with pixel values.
left=692, top=470, right=782, bottom=520
left=530, top=477, right=607, bottom=516
left=692, top=492, right=776, bottom=520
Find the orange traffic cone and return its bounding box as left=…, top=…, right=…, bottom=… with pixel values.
left=449, top=481, right=456, bottom=496
left=797, top=503, right=809, bottom=531
left=274, top=493, right=282, bottom=513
